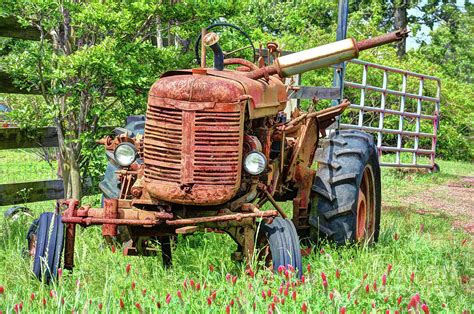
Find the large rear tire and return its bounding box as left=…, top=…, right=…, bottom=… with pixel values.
left=310, top=130, right=381, bottom=244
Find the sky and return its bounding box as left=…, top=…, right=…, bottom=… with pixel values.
left=406, top=0, right=470, bottom=50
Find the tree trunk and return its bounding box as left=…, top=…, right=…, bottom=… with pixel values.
left=394, top=0, right=408, bottom=58
left=59, top=143, right=82, bottom=200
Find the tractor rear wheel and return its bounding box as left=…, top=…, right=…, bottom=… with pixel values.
left=310, top=130, right=381, bottom=244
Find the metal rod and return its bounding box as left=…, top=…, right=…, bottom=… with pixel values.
left=339, top=124, right=435, bottom=138
left=344, top=82, right=439, bottom=102
left=348, top=59, right=441, bottom=82
left=166, top=210, right=279, bottom=226
left=62, top=217, right=162, bottom=226
left=347, top=105, right=435, bottom=120
left=200, top=28, right=207, bottom=68
left=259, top=187, right=288, bottom=219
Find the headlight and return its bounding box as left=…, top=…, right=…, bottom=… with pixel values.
left=114, top=142, right=137, bottom=167
left=243, top=151, right=267, bottom=175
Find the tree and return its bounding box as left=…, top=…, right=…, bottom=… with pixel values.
left=1, top=0, right=240, bottom=200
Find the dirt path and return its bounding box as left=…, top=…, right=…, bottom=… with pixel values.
left=403, top=176, right=474, bottom=234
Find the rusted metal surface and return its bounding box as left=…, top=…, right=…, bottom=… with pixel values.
left=166, top=210, right=278, bottom=226
left=356, top=29, right=409, bottom=51
left=56, top=30, right=407, bottom=270
left=102, top=198, right=118, bottom=236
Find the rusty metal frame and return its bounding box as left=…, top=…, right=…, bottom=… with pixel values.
left=341, top=59, right=441, bottom=169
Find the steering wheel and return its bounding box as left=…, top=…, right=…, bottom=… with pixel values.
left=194, top=23, right=257, bottom=66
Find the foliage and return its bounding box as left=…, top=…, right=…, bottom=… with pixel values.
left=0, top=158, right=472, bottom=312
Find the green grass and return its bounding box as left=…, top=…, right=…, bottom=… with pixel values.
left=0, top=158, right=473, bottom=313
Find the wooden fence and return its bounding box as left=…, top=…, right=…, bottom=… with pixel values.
left=0, top=126, right=64, bottom=206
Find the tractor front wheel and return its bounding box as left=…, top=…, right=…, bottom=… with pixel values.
left=257, top=217, right=303, bottom=278
left=310, top=130, right=381, bottom=244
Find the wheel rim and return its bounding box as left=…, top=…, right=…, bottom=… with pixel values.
left=356, top=166, right=376, bottom=242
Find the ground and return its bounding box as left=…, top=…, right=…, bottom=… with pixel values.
left=0, top=152, right=472, bottom=313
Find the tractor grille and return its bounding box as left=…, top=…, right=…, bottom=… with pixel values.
left=193, top=111, right=241, bottom=185
left=144, top=105, right=242, bottom=186
left=144, top=106, right=182, bottom=183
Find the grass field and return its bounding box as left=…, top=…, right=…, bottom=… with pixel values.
left=0, top=150, right=473, bottom=313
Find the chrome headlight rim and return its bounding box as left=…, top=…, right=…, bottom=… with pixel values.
left=114, top=142, right=137, bottom=167
left=243, top=151, right=267, bottom=176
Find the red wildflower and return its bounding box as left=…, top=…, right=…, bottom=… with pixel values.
left=119, top=298, right=125, bottom=309
left=98, top=303, right=103, bottom=310
left=209, top=264, right=215, bottom=272
left=395, top=311, right=400, bottom=314
left=365, top=284, right=370, bottom=293
left=269, top=302, right=276, bottom=311
left=226, top=273, right=231, bottom=282
left=261, top=290, right=266, bottom=300
left=363, top=273, right=368, bottom=280
left=372, top=302, right=376, bottom=308
left=385, top=310, right=390, bottom=314
left=165, top=293, right=171, bottom=304
left=253, top=303, right=256, bottom=310
left=421, top=303, right=430, bottom=314
left=156, top=302, right=161, bottom=308
left=340, top=307, right=346, bottom=314
left=58, top=268, right=63, bottom=279
left=281, top=298, right=285, bottom=305
left=42, top=298, right=47, bottom=306
left=207, top=297, right=212, bottom=306
left=0, top=286, right=4, bottom=294
left=135, top=303, right=141, bottom=310
left=61, top=297, right=65, bottom=305
left=384, top=296, right=389, bottom=303
left=49, top=290, right=56, bottom=298
left=196, top=283, right=201, bottom=291
left=13, top=304, right=19, bottom=313
left=267, top=289, right=272, bottom=297
left=321, top=272, right=327, bottom=281
left=382, top=273, right=387, bottom=286
left=347, top=292, right=351, bottom=300
left=273, top=296, right=279, bottom=303
left=226, top=304, right=231, bottom=314
left=111, top=245, right=116, bottom=253
left=336, top=269, right=341, bottom=279
left=142, top=289, right=147, bottom=296
left=246, top=268, right=255, bottom=278
left=292, top=290, right=297, bottom=301
left=329, top=292, right=334, bottom=300
left=177, top=290, right=182, bottom=300
left=284, top=270, right=290, bottom=280
left=301, top=302, right=308, bottom=312
left=19, top=303, right=23, bottom=311
left=284, top=288, right=289, bottom=296
left=125, top=264, right=131, bottom=275
left=306, top=264, right=311, bottom=273
left=322, top=279, right=328, bottom=288
left=387, top=263, right=393, bottom=274
left=190, top=279, right=195, bottom=289
left=30, top=293, right=35, bottom=301
left=397, top=296, right=402, bottom=305
left=211, top=290, right=217, bottom=300
left=232, top=276, right=237, bottom=285
left=248, top=283, right=253, bottom=291
left=288, top=264, right=295, bottom=273
left=230, top=299, right=234, bottom=306
left=410, top=272, right=415, bottom=283
left=354, top=299, right=358, bottom=305
left=393, top=233, right=399, bottom=240
left=131, top=282, right=136, bottom=290
left=373, top=280, right=377, bottom=291
left=461, top=239, right=468, bottom=246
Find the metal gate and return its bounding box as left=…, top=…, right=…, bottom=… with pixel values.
left=340, top=59, right=441, bottom=169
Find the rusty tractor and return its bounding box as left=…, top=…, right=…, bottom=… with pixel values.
left=28, top=25, right=407, bottom=282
